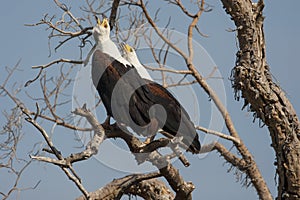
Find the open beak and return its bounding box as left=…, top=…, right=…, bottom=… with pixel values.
left=101, top=18, right=109, bottom=28
left=95, top=16, right=101, bottom=25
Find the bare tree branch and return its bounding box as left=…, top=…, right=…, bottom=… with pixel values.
left=24, top=101, right=192, bottom=199
left=196, top=125, right=240, bottom=144
left=25, top=114, right=89, bottom=198
left=1, top=81, right=89, bottom=198
left=32, top=58, right=83, bottom=70
left=109, top=0, right=121, bottom=30
left=213, top=142, right=247, bottom=170
left=76, top=172, right=174, bottom=200
left=144, top=65, right=193, bottom=75
left=53, top=0, right=84, bottom=30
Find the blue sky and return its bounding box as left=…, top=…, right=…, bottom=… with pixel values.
left=0, top=1, right=299, bottom=199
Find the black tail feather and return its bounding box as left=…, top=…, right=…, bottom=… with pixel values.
left=186, top=134, right=201, bottom=154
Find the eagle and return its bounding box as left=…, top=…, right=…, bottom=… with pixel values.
left=91, top=18, right=201, bottom=153
left=120, top=43, right=201, bottom=153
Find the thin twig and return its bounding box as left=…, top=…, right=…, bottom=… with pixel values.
left=54, top=0, right=84, bottom=30
left=144, top=65, right=192, bottom=74
left=32, top=58, right=83, bottom=69
left=196, top=125, right=240, bottom=144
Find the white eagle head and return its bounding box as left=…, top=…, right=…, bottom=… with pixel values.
left=121, top=43, right=153, bottom=80
left=121, top=43, right=139, bottom=65
left=93, top=17, right=110, bottom=43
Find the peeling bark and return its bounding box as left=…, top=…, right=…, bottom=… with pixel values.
left=76, top=173, right=174, bottom=200
left=221, top=0, right=300, bottom=199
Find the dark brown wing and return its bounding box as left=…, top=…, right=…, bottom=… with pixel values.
left=92, top=49, right=122, bottom=117
left=92, top=49, right=150, bottom=127
left=131, top=80, right=201, bottom=153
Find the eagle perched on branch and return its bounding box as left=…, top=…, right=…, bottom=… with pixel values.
left=90, top=18, right=200, bottom=153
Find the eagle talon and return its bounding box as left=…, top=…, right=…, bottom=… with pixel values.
left=171, top=136, right=183, bottom=144
left=104, top=116, right=111, bottom=126
left=101, top=116, right=111, bottom=129
left=144, top=135, right=156, bottom=145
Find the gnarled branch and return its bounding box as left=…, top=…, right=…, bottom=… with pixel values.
left=221, top=0, right=299, bottom=199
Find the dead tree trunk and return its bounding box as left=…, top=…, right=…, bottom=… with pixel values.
left=221, top=0, right=300, bottom=199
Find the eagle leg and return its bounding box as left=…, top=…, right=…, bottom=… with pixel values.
left=143, top=118, right=159, bottom=145
left=102, top=115, right=111, bottom=128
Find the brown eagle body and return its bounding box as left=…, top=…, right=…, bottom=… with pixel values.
left=92, top=49, right=201, bottom=153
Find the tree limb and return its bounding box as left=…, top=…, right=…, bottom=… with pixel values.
left=136, top=1, right=270, bottom=199
left=196, top=125, right=240, bottom=144
left=109, top=0, right=121, bottom=30
left=76, top=172, right=174, bottom=200
left=221, top=0, right=300, bottom=199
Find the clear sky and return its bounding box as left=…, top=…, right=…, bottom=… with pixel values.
left=0, top=1, right=299, bottom=199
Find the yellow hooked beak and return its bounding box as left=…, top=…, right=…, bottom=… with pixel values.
left=123, top=43, right=133, bottom=53
left=95, top=16, right=101, bottom=25
left=101, top=18, right=109, bottom=28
